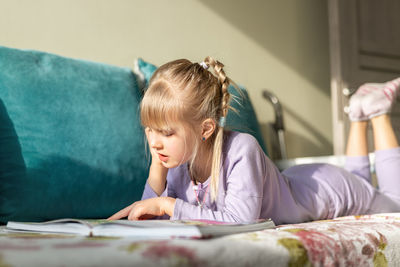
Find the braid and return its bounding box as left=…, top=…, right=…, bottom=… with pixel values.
left=204, top=56, right=231, bottom=118
left=202, top=56, right=233, bottom=201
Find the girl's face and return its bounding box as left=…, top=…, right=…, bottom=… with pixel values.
left=145, top=123, right=196, bottom=169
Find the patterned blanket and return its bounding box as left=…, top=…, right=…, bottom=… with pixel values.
left=1, top=213, right=400, bottom=267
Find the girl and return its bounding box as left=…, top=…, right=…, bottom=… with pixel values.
left=108, top=57, right=400, bottom=224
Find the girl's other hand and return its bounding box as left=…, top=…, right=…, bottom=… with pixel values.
left=145, top=127, right=169, bottom=195
left=145, top=127, right=165, bottom=167
left=106, top=197, right=176, bottom=221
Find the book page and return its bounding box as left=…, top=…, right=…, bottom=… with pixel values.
left=6, top=220, right=91, bottom=235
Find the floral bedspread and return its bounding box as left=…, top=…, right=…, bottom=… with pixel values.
left=1, top=213, right=400, bottom=267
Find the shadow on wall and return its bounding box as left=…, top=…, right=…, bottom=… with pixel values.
left=260, top=102, right=333, bottom=159
left=285, top=105, right=333, bottom=157
left=198, top=0, right=330, bottom=96
left=261, top=122, right=332, bottom=159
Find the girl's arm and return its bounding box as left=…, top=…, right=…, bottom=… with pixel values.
left=146, top=161, right=168, bottom=196
left=172, top=195, right=263, bottom=222
left=172, top=134, right=272, bottom=223
left=144, top=127, right=168, bottom=196
left=171, top=160, right=266, bottom=223
left=108, top=174, right=175, bottom=220
left=107, top=128, right=171, bottom=220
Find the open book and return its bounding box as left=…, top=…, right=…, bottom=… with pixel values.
left=6, top=218, right=275, bottom=239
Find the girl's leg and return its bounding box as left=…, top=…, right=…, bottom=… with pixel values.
left=346, top=121, right=369, bottom=156
left=366, top=115, right=400, bottom=213
left=344, top=121, right=371, bottom=183
left=345, top=78, right=400, bottom=213
left=371, top=115, right=400, bottom=199
left=371, top=114, right=399, bottom=151
left=344, top=77, right=400, bottom=185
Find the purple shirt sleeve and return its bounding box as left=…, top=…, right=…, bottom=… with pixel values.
left=141, top=182, right=168, bottom=200
left=141, top=182, right=172, bottom=220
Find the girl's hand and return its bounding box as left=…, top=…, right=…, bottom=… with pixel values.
left=145, top=127, right=166, bottom=168
left=107, top=197, right=176, bottom=221
left=145, top=127, right=169, bottom=195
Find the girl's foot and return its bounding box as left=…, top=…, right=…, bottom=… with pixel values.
left=345, top=90, right=369, bottom=121
left=345, top=78, right=400, bottom=121
left=362, top=78, right=400, bottom=119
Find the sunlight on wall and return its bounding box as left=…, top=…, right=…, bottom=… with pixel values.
left=0, top=0, right=332, bottom=157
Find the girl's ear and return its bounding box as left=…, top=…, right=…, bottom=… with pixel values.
left=201, top=118, right=216, bottom=140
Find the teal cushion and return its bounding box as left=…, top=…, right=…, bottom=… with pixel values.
left=0, top=99, right=26, bottom=220
left=0, top=46, right=149, bottom=223
left=135, top=58, right=267, bottom=154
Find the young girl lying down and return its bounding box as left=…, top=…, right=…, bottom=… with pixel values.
left=109, top=57, right=400, bottom=224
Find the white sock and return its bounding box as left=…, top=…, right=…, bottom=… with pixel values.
left=345, top=78, right=400, bottom=121
left=362, top=78, right=400, bottom=119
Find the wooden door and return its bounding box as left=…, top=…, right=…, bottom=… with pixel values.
left=328, top=0, right=400, bottom=154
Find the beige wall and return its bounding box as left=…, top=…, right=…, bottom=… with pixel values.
left=0, top=0, right=332, bottom=158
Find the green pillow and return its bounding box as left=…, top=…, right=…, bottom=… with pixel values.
left=0, top=46, right=149, bottom=223
left=135, top=58, right=267, bottom=154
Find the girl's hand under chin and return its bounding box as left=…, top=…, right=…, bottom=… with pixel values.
left=107, top=197, right=176, bottom=221
left=145, top=127, right=166, bottom=167
left=145, top=127, right=169, bottom=196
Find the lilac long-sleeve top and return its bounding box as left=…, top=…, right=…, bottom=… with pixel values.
left=142, top=131, right=317, bottom=224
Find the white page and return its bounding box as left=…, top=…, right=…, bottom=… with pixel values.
left=6, top=221, right=90, bottom=235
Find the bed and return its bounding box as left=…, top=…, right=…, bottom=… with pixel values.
left=1, top=45, right=399, bottom=267
left=1, top=213, right=400, bottom=266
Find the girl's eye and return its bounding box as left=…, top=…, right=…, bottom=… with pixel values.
left=163, top=131, right=174, bottom=137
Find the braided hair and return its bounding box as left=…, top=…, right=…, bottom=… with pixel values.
left=201, top=57, right=232, bottom=200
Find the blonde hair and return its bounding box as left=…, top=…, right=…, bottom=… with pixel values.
left=140, top=56, right=239, bottom=201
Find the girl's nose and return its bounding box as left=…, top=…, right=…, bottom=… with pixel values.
left=150, top=135, right=162, bottom=149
